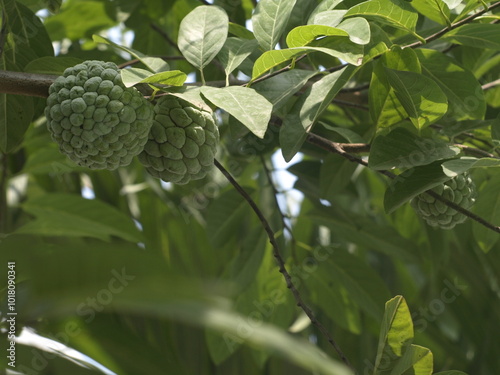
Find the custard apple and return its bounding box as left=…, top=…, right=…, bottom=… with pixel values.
left=138, top=95, right=219, bottom=184
left=45, top=60, right=154, bottom=170
left=411, top=172, right=476, bottom=229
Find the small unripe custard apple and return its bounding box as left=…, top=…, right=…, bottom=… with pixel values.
left=45, top=60, right=154, bottom=170
left=411, top=172, right=476, bottom=229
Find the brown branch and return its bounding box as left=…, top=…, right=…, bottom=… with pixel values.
left=404, top=1, right=500, bottom=49
left=214, top=159, right=355, bottom=371
left=0, top=70, right=56, bottom=97
left=306, top=132, right=500, bottom=234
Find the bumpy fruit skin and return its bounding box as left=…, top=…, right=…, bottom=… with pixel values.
left=45, top=60, right=154, bottom=170
left=138, top=95, right=219, bottom=184
left=411, top=173, right=476, bottom=229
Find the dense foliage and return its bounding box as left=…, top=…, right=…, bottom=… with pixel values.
left=1, top=0, right=500, bottom=374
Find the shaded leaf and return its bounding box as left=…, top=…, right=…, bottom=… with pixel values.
left=252, top=0, right=297, bottom=50
left=442, top=23, right=500, bottom=50
left=369, top=127, right=460, bottom=170
left=441, top=157, right=500, bottom=176
left=24, top=56, right=84, bottom=75
left=17, top=193, right=144, bottom=243
left=217, top=37, right=260, bottom=78
left=0, top=93, right=34, bottom=153
left=472, top=173, right=500, bottom=253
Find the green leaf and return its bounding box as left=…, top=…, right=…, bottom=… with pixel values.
left=253, top=69, right=317, bottom=111
left=252, top=0, right=297, bottom=50
left=0, top=94, right=34, bottom=153
left=24, top=56, right=84, bottom=75
left=369, top=48, right=421, bottom=127
left=384, top=161, right=452, bottom=214
left=286, top=25, right=349, bottom=48
left=20, top=146, right=81, bottom=175
left=345, top=0, right=421, bottom=39
left=441, top=157, right=500, bottom=176
left=217, top=37, right=259, bottom=78
left=92, top=35, right=169, bottom=73
left=434, top=372, right=469, bottom=375
left=384, top=68, right=448, bottom=129
left=205, top=188, right=254, bottom=248
left=121, top=68, right=187, bottom=87
left=442, top=24, right=500, bottom=50
left=373, top=296, right=414, bottom=374
left=390, top=344, right=433, bottom=375
left=307, top=0, right=344, bottom=23
left=17, top=193, right=144, bottom=243
left=228, top=22, right=255, bottom=39
left=410, top=0, right=451, bottom=25
left=368, top=127, right=460, bottom=170
left=280, top=66, right=357, bottom=161
left=252, top=42, right=362, bottom=79
left=308, top=206, right=418, bottom=261
left=325, top=252, right=392, bottom=321
left=320, top=154, right=357, bottom=198
left=415, top=49, right=486, bottom=121
left=336, top=17, right=371, bottom=45
left=178, top=5, right=229, bottom=70
left=308, top=10, right=347, bottom=27
left=201, top=86, right=272, bottom=138
left=472, top=173, right=500, bottom=253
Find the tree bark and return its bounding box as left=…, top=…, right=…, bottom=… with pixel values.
left=0, top=70, right=56, bottom=98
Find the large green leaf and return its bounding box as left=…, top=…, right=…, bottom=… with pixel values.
left=201, top=86, right=272, bottom=138
left=368, top=127, right=460, bottom=170
left=415, top=49, right=486, bottom=121
left=252, top=0, right=297, bottom=50
left=384, top=68, right=448, bottom=129
left=472, top=173, right=500, bottom=253
left=390, top=344, right=433, bottom=375
left=24, top=56, right=84, bottom=75
left=384, top=161, right=452, bottom=214
left=373, top=296, right=414, bottom=375
left=307, top=0, right=344, bottom=23
left=410, top=0, right=451, bottom=25
left=0, top=93, right=34, bottom=153
left=442, top=23, right=500, bottom=50
left=441, top=157, right=500, bottom=176
left=345, top=0, right=421, bottom=39
left=16, top=193, right=144, bottom=243
left=178, top=5, right=229, bottom=71
left=286, top=25, right=349, bottom=47
left=280, top=66, right=357, bottom=161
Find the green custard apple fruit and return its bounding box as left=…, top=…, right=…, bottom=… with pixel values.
left=411, top=172, right=476, bottom=229
left=45, top=60, right=154, bottom=170
left=138, top=95, right=219, bottom=184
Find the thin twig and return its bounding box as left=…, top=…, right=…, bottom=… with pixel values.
left=259, top=155, right=298, bottom=261
left=404, top=1, right=500, bottom=49
left=306, top=133, right=500, bottom=234
left=214, top=159, right=355, bottom=371
left=339, top=83, right=369, bottom=93
left=482, top=79, right=500, bottom=91
left=149, top=23, right=182, bottom=53
left=454, top=144, right=499, bottom=159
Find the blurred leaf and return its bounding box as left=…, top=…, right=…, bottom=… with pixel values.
left=17, top=193, right=144, bottom=243
left=228, top=21, right=255, bottom=39
left=24, top=56, right=83, bottom=75
left=434, top=372, right=469, bottom=375
left=252, top=0, right=297, bottom=50
left=320, top=154, right=357, bottom=198
left=384, top=161, right=452, bottom=214
left=384, top=68, right=448, bottom=129
left=201, top=86, right=272, bottom=138
left=415, top=49, right=486, bottom=121
left=442, top=24, right=500, bottom=50
left=0, top=94, right=34, bottom=153
left=472, top=173, right=500, bottom=253
left=280, top=66, right=357, bottom=161
left=368, top=127, right=460, bottom=170
left=178, top=5, right=229, bottom=70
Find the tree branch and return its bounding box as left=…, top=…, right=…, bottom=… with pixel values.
left=214, top=159, right=355, bottom=371
left=404, top=1, right=500, bottom=49
left=0, top=70, right=57, bottom=97
left=306, top=133, right=500, bottom=234
left=482, top=78, right=500, bottom=91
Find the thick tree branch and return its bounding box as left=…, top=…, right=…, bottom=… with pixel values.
left=0, top=70, right=56, bottom=97
left=214, top=159, right=355, bottom=371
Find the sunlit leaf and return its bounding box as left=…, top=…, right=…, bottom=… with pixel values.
left=252, top=0, right=297, bottom=50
